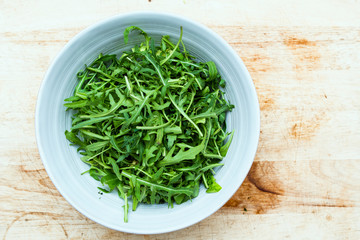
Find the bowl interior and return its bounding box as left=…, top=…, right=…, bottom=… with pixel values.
left=36, top=12, right=260, bottom=234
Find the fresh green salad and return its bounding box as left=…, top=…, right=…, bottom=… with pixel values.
left=64, top=26, right=234, bottom=222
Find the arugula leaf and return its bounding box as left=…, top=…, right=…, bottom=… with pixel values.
left=100, top=172, right=120, bottom=191
left=220, top=130, right=234, bottom=157
left=123, top=26, right=150, bottom=46
left=160, top=27, right=183, bottom=65
left=65, top=130, right=85, bottom=148
left=158, top=136, right=206, bottom=166
left=206, top=175, right=222, bottom=193
left=71, top=116, right=113, bottom=130
left=86, top=141, right=109, bottom=152
left=206, top=61, right=218, bottom=81
left=64, top=100, right=88, bottom=108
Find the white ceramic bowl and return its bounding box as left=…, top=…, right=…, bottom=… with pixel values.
left=35, top=12, right=260, bottom=234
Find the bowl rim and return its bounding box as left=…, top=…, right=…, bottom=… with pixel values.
left=35, top=11, right=260, bottom=234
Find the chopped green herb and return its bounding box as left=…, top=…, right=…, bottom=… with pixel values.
left=64, top=26, right=234, bottom=222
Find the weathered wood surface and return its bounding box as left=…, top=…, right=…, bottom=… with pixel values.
left=1, top=0, right=360, bottom=239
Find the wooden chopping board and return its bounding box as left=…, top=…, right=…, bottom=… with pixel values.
left=1, top=0, right=360, bottom=239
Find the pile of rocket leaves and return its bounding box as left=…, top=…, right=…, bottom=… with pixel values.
left=64, top=26, right=234, bottom=222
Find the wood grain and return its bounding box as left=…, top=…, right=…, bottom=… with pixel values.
left=1, top=0, right=360, bottom=239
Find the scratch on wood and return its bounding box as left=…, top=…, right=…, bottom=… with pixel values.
left=302, top=203, right=354, bottom=208
left=14, top=164, right=61, bottom=197
left=19, top=164, right=56, bottom=189
left=59, top=224, right=69, bottom=239
left=3, top=214, right=25, bottom=240
left=3, top=212, right=63, bottom=240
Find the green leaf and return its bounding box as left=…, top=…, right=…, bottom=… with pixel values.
left=98, top=187, right=110, bottom=193
left=121, top=171, right=194, bottom=196
left=144, top=145, right=158, bottom=164
left=108, top=157, right=122, bottom=181
left=174, top=194, right=186, bottom=204
left=169, top=172, right=183, bottom=185
left=64, top=96, right=81, bottom=102
left=86, top=141, right=109, bottom=152
left=206, top=61, right=218, bottom=80
left=153, top=167, right=164, bottom=181
left=123, top=26, right=150, bottom=45
left=89, top=166, right=106, bottom=181
left=164, top=126, right=182, bottom=134
left=100, top=172, right=120, bottom=191
left=110, top=136, right=125, bottom=154
left=132, top=195, right=138, bottom=211
left=65, top=130, right=85, bottom=147
left=206, top=175, right=222, bottom=193
left=160, top=27, right=183, bottom=65
left=122, top=89, right=156, bottom=128
left=158, top=136, right=206, bottom=166
left=83, top=93, right=125, bottom=118
left=80, top=130, right=109, bottom=140
left=167, top=135, right=177, bottom=148
left=123, top=193, right=129, bottom=223
left=220, top=130, right=234, bottom=157
left=64, top=100, right=88, bottom=108
left=152, top=101, right=171, bottom=110
left=71, top=116, right=113, bottom=130
left=168, top=93, right=203, bottom=137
